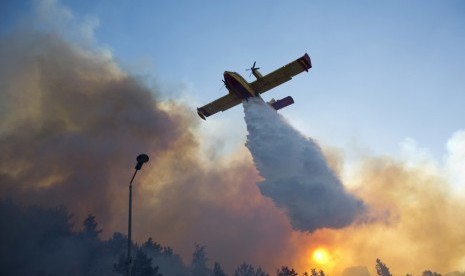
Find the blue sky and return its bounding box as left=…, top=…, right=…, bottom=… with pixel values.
left=3, top=0, right=465, bottom=159
left=2, top=2, right=465, bottom=273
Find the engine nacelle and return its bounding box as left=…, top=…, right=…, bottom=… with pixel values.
left=268, top=96, right=294, bottom=110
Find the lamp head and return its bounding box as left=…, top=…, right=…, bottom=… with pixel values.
left=135, top=154, right=149, bottom=170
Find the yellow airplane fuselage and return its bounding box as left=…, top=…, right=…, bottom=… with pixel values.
left=223, top=71, right=259, bottom=99
left=197, top=53, right=311, bottom=120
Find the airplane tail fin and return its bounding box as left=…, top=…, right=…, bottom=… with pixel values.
left=268, top=96, right=294, bottom=110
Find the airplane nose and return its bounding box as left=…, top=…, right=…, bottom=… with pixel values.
left=223, top=72, right=233, bottom=87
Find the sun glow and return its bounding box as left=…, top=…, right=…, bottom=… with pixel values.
left=312, top=247, right=333, bottom=267
left=312, top=248, right=330, bottom=264
left=307, top=246, right=339, bottom=274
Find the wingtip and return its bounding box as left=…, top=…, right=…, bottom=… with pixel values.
left=302, top=53, right=312, bottom=71
left=197, top=108, right=206, bottom=120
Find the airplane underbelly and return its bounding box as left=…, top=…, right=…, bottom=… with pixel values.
left=227, top=77, right=254, bottom=99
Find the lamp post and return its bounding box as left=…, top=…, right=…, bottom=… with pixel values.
left=127, top=154, right=149, bottom=276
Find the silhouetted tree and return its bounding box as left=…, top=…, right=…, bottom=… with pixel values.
left=79, top=214, right=105, bottom=275
left=142, top=237, right=176, bottom=257
left=277, top=266, right=298, bottom=276
left=106, top=232, right=128, bottom=255
left=141, top=237, right=188, bottom=275
left=1, top=201, right=193, bottom=276
left=133, top=250, right=161, bottom=276
left=234, top=263, right=268, bottom=276
left=235, top=263, right=255, bottom=276
left=114, top=250, right=161, bottom=276
left=0, top=201, right=76, bottom=275
left=142, top=237, right=163, bottom=254
left=191, top=244, right=211, bottom=276
left=212, top=262, right=227, bottom=276
left=113, top=254, right=129, bottom=275
left=307, top=268, right=326, bottom=276
left=375, top=259, right=392, bottom=276
left=422, top=271, right=442, bottom=276
left=81, top=213, right=102, bottom=240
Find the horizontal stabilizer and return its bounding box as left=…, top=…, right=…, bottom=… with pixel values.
left=268, top=96, right=294, bottom=110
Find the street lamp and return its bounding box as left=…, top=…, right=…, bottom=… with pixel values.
left=127, top=154, right=149, bottom=276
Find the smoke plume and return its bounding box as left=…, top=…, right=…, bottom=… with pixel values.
left=2, top=1, right=465, bottom=275
left=243, top=97, right=366, bottom=232
left=319, top=150, right=465, bottom=275
left=0, top=29, right=187, bottom=226
left=0, top=1, right=296, bottom=272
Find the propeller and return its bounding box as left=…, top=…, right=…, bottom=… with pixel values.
left=246, top=61, right=260, bottom=77
left=219, top=79, right=226, bottom=91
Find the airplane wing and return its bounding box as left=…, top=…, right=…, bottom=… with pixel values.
left=197, top=93, right=242, bottom=120
left=250, top=53, right=311, bottom=94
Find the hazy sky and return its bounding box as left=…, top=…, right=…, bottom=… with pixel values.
left=3, top=0, right=464, bottom=159
left=1, top=1, right=465, bottom=275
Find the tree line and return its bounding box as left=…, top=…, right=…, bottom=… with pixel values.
left=0, top=200, right=463, bottom=276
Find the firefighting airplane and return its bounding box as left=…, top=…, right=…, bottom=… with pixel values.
left=197, top=53, right=312, bottom=120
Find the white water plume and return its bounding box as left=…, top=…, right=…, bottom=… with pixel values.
left=244, top=97, right=365, bottom=232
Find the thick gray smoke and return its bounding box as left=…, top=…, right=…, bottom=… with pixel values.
left=0, top=30, right=188, bottom=232
left=244, top=97, right=366, bottom=232
left=0, top=13, right=298, bottom=271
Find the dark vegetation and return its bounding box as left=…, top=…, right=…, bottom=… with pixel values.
left=0, top=200, right=462, bottom=276
left=0, top=200, right=185, bottom=276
